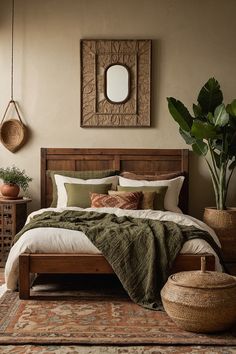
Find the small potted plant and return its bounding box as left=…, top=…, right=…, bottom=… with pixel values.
left=0, top=166, right=32, bottom=199
left=167, top=78, right=236, bottom=261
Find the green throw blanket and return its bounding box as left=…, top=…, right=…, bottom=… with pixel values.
left=14, top=210, right=223, bottom=310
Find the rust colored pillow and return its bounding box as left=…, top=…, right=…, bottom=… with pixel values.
left=108, top=190, right=156, bottom=210
left=120, top=171, right=184, bottom=181
left=90, top=191, right=142, bottom=210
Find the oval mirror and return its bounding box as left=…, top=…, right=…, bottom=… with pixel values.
left=105, top=64, right=130, bottom=103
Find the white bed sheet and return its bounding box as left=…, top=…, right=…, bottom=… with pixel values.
left=5, top=207, right=222, bottom=290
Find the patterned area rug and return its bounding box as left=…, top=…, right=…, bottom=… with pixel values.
left=0, top=345, right=236, bottom=354
left=0, top=284, right=236, bottom=346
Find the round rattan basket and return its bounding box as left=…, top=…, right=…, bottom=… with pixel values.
left=161, top=258, right=236, bottom=333
left=0, top=119, right=27, bottom=153
left=203, top=207, right=236, bottom=262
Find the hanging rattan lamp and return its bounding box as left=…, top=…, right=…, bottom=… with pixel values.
left=0, top=0, right=28, bottom=153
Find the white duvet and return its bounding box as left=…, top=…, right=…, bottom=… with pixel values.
left=5, top=207, right=222, bottom=290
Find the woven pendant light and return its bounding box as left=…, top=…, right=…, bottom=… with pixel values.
left=0, top=0, right=27, bottom=153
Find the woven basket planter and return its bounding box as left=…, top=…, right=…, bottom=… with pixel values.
left=203, top=207, right=236, bottom=262
left=0, top=119, right=27, bottom=153
left=161, top=258, right=236, bottom=333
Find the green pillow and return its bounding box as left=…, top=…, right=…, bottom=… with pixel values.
left=117, top=185, right=168, bottom=211
left=48, top=170, right=118, bottom=207
left=64, top=183, right=112, bottom=208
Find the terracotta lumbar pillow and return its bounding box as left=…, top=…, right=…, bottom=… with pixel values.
left=90, top=191, right=142, bottom=210
left=108, top=190, right=155, bottom=210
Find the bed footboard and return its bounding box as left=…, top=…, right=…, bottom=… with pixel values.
left=19, top=253, right=215, bottom=299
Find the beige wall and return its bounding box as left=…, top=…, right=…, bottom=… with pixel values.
left=0, top=0, right=236, bottom=218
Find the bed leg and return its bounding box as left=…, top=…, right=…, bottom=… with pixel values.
left=19, top=254, right=30, bottom=299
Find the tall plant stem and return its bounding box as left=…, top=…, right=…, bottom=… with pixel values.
left=218, top=131, right=228, bottom=210
left=204, top=157, right=220, bottom=209
left=219, top=162, right=227, bottom=210
left=225, top=164, right=235, bottom=206
left=209, top=144, right=219, bottom=184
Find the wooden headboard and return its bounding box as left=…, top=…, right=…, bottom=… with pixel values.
left=41, top=148, right=189, bottom=213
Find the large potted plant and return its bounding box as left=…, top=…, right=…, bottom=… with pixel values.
left=167, top=78, right=236, bottom=261
left=0, top=166, right=32, bottom=199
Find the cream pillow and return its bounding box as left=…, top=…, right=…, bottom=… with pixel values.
left=118, top=175, right=185, bottom=213
left=55, top=174, right=118, bottom=208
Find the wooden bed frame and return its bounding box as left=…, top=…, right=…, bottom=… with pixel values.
left=19, top=148, right=215, bottom=299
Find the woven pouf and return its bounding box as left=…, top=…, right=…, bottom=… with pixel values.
left=161, top=258, right=236, bottom=333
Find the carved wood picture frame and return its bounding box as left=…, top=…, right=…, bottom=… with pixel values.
left=80, top=39, right=152, bottom=127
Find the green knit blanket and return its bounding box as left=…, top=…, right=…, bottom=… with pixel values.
left=14, top=210, right=222, bottom=310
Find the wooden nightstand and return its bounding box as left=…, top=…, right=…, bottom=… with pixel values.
left=0, top=198, right=31, bottom=266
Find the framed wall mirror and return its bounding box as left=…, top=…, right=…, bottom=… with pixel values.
left=80, top=39, right=152, bottom=127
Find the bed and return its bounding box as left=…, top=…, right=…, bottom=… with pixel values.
left=5, top=148, right=220, bottom=301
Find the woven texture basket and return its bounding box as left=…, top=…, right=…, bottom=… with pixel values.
left=161, top=258, right=236, bottom=333
left=203, top=207, right=236, bottom=262
left=0, top=119, right=27, bottom=153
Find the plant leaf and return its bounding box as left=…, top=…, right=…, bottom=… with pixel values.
left=213, top=104, right=229, bottom=126
left=207, top=112, right=214, bottom=123
left=167, top=97, right=193, bottom=132
left=191, top=119, right=219, bottom=139
left=193, top=103, right=202, bottom=118
left=229, top=159, right=236, bottom=170
left=211, top=139, right=223, bottom=152
left=229, top=116, right=236, bottom=129
left=192, top=140, right=208, bottom=156
left=179, top=128, right=196, bottom=145
left=197, top=78, right=223, bottom=114
left=228, top=132, right=236, bottom=156
left=226, top=99, right=236, bottom=117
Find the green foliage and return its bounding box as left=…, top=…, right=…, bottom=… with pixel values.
left=167, top=78, right=236, bottom=210
left=197, top=77, right=223, bottom=114
left=0, top=166, right=32, bottom=191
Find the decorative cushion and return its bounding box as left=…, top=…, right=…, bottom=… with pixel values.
left=65, top=183, right=112, bottom=208
left=90, top=191, right=142, bottom=210
left=108, top=190, right=156, bottom=210
left=48, top=169, right=118, bottom=207
left=117, top=186, right=167, bottom=211
left=55, top=174, right=118, bottom=208
left=118, top=176, right=185, bottom=213
left=120, top=171, right=184, bottom=181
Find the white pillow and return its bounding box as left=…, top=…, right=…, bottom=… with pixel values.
left=55, top=174, right=118, bottom=208
left=118, top=175, right=185, bottom=213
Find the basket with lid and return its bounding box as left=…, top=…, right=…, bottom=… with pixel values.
left=161, top=257, right=236, bottom=333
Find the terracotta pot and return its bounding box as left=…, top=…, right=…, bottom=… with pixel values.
left=203, top=207, right=236, bottom=262
left=161, top=258, right=236, bottom=333
left=0, top=183, right=20, bottom=199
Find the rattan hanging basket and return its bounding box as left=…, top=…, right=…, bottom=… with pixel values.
left=0, top=118, right=27, bottom=152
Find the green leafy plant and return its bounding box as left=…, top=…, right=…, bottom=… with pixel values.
left=0, top=166, right=32, bottom=191
left=167, top=78, right=236, bottom=210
